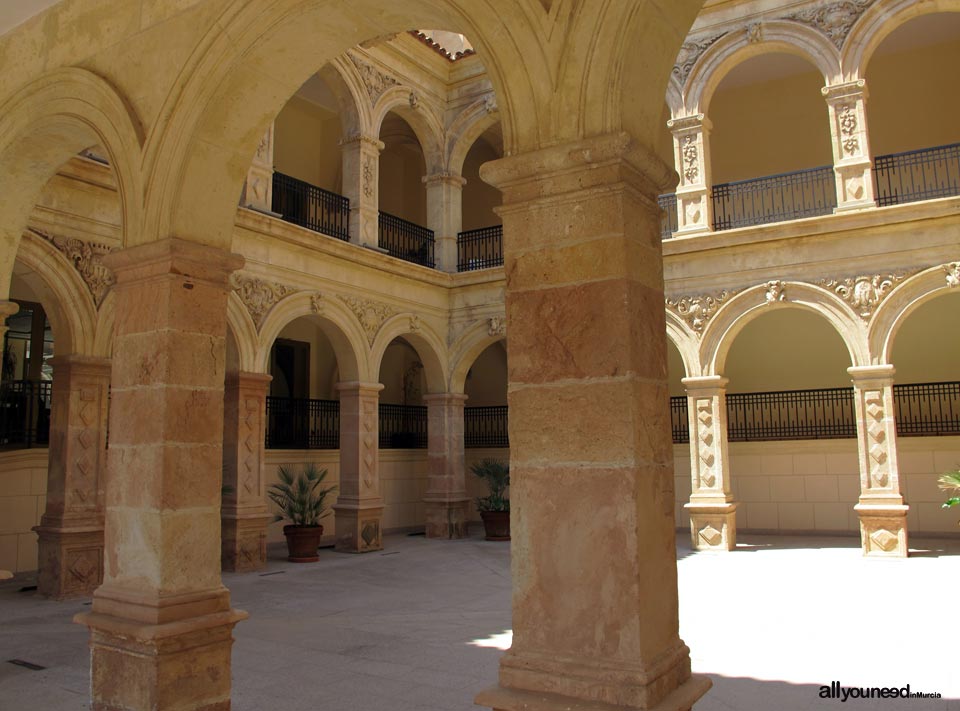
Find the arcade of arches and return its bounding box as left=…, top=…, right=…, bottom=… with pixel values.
left=0, top=1, right=958, bottom=710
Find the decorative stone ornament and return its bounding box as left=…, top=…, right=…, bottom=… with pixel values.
left=667, top=114, right=713, bottom=234
left=823, top=80, right=876, bottom=212
left=34, top=229, right=115, bottom=306
left=819, top=272, right=904, bottom=319
left=666, top=289, right=735, bottom=335
left=786, top=0, right=875, bottom=50
left=231, top=274, right=296, bottom=327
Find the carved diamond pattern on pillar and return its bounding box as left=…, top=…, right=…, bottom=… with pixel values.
left=72, top=391, right=97, bottom=504
left=870, top=528, right=898, bottom=553
left=361, top=400, right=377, bottom=490
left=698, top=524, right=723, bottom=547
left=65, top=548, right=102, bottom=594
left=242, top=397, right=259, bottom=495
left=864, top=391, right=889, bottom=488
left=696, top=400, right=716, bottom=488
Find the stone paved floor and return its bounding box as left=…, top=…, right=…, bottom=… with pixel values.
left=0, top=531, right=958, bottom=710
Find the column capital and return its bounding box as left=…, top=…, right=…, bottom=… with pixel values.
left=848, top=364, right=895, bottom=385
left=339, top=133, right=385, bottom=152
left=422, top=171, right=466, bottom=188
left=681, top=375, right=728, bottom=393
left=49, top=354, right=112, bottom=376
left=225, top=371, right=272, bottom=389
left=423, top=392, right=469, bottom=405
left=667, top=113, right=712, bottom=134
left=822, top=78, right=867, bottom=102
left=335, top=381, right=384, bottom=395
left=0, top=299, right=20, bottom=321
left=102, top=238, right=244, bottom=290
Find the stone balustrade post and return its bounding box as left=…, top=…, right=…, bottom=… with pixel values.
left=473, top=133, right=710, bottom=711
left=34, top=355, right=111, bottom=598
left=823, top=80, right=876, bottom=212
left=423, top=171, right=466, bottom=272
left=75, top=238, right=247, bottom=711
left=221, top=372, right=273, bottom=572
left=333, top=381, right=385, bottom=552
left=241, top=123, right=276, bottom=213
left=341, top=134, right=385, bottom=249
left=849, top=365, right=909, bottom=557
left=423, top=393, right=470, bottom=538
left=682, top=375, right=737, bottom=551
left=667, top=114, right=713, bottom=235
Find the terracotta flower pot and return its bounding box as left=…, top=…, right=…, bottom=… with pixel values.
left=480, top=511, right=510, bottom=541
left=283, top=524, right=323, bottom=562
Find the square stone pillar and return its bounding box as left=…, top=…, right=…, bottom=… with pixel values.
left=240, top=123, right=276, bottom=213
left=423, top=393, right=470, bottom=538
left=424, top=171, right=466, bottom=272
left=34, top=355, right=110, bottom=599
left=74, top=238, right=247, bottom=711
left=667, top=114, right=713, bottom=236
left=334, top=381, right=385, bottom=552
left=823, top=80, right=876, bottom=212
left=341, top=134, right=385, bottom=249
left=474, top=133, right=710, bottom=711
left=221, top=372, right=273, bottom=572
left=682, top=376, right=737, bottom=552
left=849, top=365, right=908, bottom=557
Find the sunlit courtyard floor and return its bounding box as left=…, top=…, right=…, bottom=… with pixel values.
left=1, top=530, right=958, bottom=710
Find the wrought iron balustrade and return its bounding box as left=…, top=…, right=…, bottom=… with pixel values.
left=271, top=172, right=350, bottom=241
left=711, top=165, right=836, bottom=231
left=457, top=225, right=503, bottom=272
left=874, top=142, right=960, bottom=207
left=379, top=403, right=428, bottom=449
left=378, top=212, right=435, bottom=268
left=658, top=193, right=678, bottom=240
left=670, top=396, right=689, bottom=444
left=0, top=380, right=52, bottom=449
left=265, top=396, right=339, bottom=450
left=464, top=406, right=509, bottom=448
left=892, top=381, right=960, bottom=437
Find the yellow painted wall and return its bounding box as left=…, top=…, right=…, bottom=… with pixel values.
left=378, top=339, right=426, bottom=405
left=464, top=341, right=507, bottom=406
left=462, top=137, right=502, bottom=231
left=891, top=292, right=960, bottom=383
left=274, top=95, right=343, bottom=193
left=0, top=449, right=47, bottom=573
left=379, top=114, right=427, bottom=226
left=272, top=317, right=340, bottom=400
left=709, top=59, right=833, bottom=184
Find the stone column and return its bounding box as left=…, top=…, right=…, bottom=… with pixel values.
left=221, top=372, right=272, bottom=572
left=0, top=299, right=19, bottom=342
left=75, top=238, right=247, bottom=711
left=34, top=356, right=110, bottom=599
left=474, top=134, right=710, bottom=711
left=823, top=80, right=876, bottom=212
left=667, top=114, right=713, bottom=235
left=849, top=365, right=909, bottom=557
left=682, top=376, right=737, bottom=551
left=333, top=382, right=384, bottom=552
left=423, top=393, right=470, bottom=538
left=341, top=133, right=384, bottom=249
left=240, top=123, right=276, bottom=213
left=423, top=171, right=465, bottom=272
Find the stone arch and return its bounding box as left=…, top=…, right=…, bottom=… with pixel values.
left=699, top=282, right=868, bottom=376
left=665, top=75, right=684, bottom=118
left=870, top=263, right=960, bottom=365
left=447, top=99, right=500, bottom=176
left=449, top=319, right=505, bottom=394
left=13, top=231, right=99, bottom=357
left=665, top=310, right=700, bottom=380
left=370, top=314, right=447, bottom=394
left=842, top=0, right=960, bottom=79
left=0, top=67, right=143, bottom=295
left=227, top=293, right=259, bottom=374
left=319, top=60, right=369, bottom=138
left=255, top=291, right=367, bottom=382
left=93, top=291, right=115, bottom=360
left=684, top=21, right=843, bottom=114
left=372, top=86, right=446, bottom=175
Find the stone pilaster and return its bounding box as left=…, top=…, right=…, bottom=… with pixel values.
left=341, top=133, right=385, bottom=249
left=849, top=365, right=908, bottom=557
left=221, top=372, right=272, bottom=572
left=333, top=382, right=384, bottom=552
left=240, top=123, right=276, bottom=213
left=682, top=376, right=737, bottom=551
left=423, top=171, right=466, bottom=272
left=667, top=114, right=713, bottom=236
left=423, top=393, right=470, bottom=538
left=34, top=355, right=110, bottom=599
left=823, top=80, right=876, bottom=212
left=474, top=133, right=710, bottom=711
left=75, top=238, right=247, bottom=711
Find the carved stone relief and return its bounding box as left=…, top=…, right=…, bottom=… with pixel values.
left=488, top=315, right=506, bottom=337
left=863, top=390, right=889, bottom=488
left=944, top=262, right=960, bottom=288
left=682, top=135, right=699, bottom=183
left=361, top=398, right=377, bottom=490
left=241, top=396, right=259, bottom=496
left=838, top=104, right=859, bottom=155
left=785, top=0, right=875, bottom=50
left=666, top=290, right=735, bottom=335
left=348, top=53, right=401, bottom=103
left=672, top=33, right=727, bottom=85
left=362, top=155, right=375, bottom=199
left=818, top=273, right=904, bottom=320
left=869, top=528, right=898, bottom=552
left=231, top=274, right=296, bottom=327
left=34, top=229, right=115, bottom=307
left=696, top=399, right=717, bottom=489
left=764, top=280, right=786, bottom=304
left=342, top=296, right=397, bottom=344
left=310, top=292, right=324, bottom=315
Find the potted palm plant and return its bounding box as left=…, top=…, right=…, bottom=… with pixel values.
left=268, top=463, right=337, bottom=562
left=472, top=458, right=510, bottom=541
left=940, top=469, right=960, bottom=524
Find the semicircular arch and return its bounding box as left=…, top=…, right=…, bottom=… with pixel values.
left=449, top=319, right=505, bottom=395
left=370, top=314, right=448, bottom=394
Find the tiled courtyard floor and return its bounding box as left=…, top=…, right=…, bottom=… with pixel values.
left=1, top=531, right=958, bottom=710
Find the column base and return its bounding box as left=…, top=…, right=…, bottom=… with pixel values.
left=685, top=502, right=737, bottom=551
left=76, top=603, right=247, bottom=711
left=34, top=524, right=104, bottom=599
left=424, top=497, right=470, bottom=539
left=221, top=512, right=272, bottom=572
left=476, top=673, right=712, bottom=711
left=855, top=503, right=909, bottom=557
left=334, top=502, right=384, bottom=553
left=834, top=199, right=876, bottom=214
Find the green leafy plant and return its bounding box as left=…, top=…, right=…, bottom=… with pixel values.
left=939, top=470, right=960, bottom=511
left=472, top=458, right=510, bottom=513
left=268, top=463, right=337, bottom=526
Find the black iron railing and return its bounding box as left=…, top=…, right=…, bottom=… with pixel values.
left=874, top=142, right=960, bottom=207
left=726, top=388, right=856, bottom=442
left=659, top=193, right=678, bottom=239
left=711, top=165, right=836, bottom=231
left=378, top=212, right=435, bottom=268
left=0, top=380, right=52, bottom=449
left=379, top=403, right=428, bottom=449
left=265, top=396, right=339, bottom=450
left=457, top=225, right=503, bottom=272
left=464, top=406, right=509, bottom=448
left=271, top=172, right=350, bottom=241
left=892, top=381, right=960, bottom=437
left=670, top=396, right=689, bottom=444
